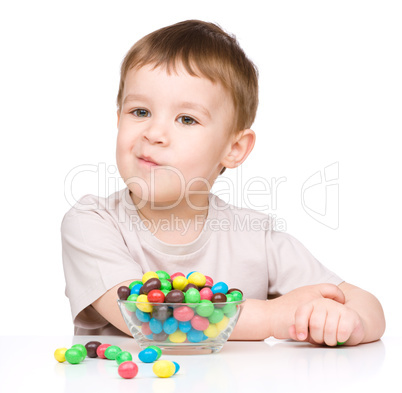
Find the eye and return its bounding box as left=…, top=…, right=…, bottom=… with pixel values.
left=132, top=109, right=150, bottom=117
left=177, top=115, right=198, bottom=125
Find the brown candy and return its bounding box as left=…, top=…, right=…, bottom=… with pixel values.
left=183, top=283, right=198, bottom=292
left=153, top=331, right=169, bottom=342
left=228, top=288, right=244, bottom=296
left=152, top=305, right=173, bottom=321
left=117, top=286, right=131, bottom=300
left=85, top=341, right=102, bottom=358
left=140, top=278, right=161, bottom=295
left=165, top=289, right=185, bottom=303
left=211, top=293, right=227, bottom=303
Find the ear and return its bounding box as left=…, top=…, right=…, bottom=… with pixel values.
left=221, top=129, right=256, bottom=169
left=116, top=109, right=121, bottom=127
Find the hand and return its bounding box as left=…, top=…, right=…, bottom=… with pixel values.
left=289, top=298, right=365, bottom=346
left=270, top=283, right=346, bottom=339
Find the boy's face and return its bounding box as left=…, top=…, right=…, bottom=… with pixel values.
left=116, top=63, right=236, bottom=206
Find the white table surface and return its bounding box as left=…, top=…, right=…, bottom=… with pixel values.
left=0, top=335, right=400, bottom=393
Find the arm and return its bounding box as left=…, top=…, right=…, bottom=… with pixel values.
left=91, top=279, right=139, bottom=337
left=289, top=282, right=386, bottom=346
left=230, top=283, right=346, bottom=341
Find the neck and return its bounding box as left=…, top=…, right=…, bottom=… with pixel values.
left=130, top=191, right=210, bottom=233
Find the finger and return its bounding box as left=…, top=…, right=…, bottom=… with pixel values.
left=308, top=305, right=327, bottom=344
left=318, top=284, right=345, bottom=304
left=336, top=312, right=354, bottom=344
left=324, top=310, right=341, bottom=346
left=294, top=303, right=313, bottom=341
left=288, top=324, right=297, bottom=341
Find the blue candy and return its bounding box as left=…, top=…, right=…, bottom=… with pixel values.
left=186, top=271, right=196, bottom=279
left=130, top=283, right=143, bottom=295
left=149, top=318, right=163, bottom=334
left=187, top=328, right=205, bottom=343
left=172, top=361, right=180, bottom=374
left=211, top=281, right=228, bottom=295
left=163, top=317, right=178, bottom=334
left=138, top=348, right=158, bottom=363
left=178, top=320, right=192, bottom=333
left=136, top=308, right=151, bottom=323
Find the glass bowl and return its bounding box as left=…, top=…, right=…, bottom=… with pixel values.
left=118, top=299, right=245, bottom=354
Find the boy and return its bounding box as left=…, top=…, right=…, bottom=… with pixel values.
left=61, top=20, right=385, bottom=345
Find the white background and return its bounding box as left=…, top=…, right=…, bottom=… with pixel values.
left=0, top=0, right=400, bottom=338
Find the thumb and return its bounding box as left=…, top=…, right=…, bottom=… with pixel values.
left=318, top=283, right=345, bottom=304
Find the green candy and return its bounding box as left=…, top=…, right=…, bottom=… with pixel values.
left=196, top=300, right=215, bottom=317
left=115, top=351, right=133, bottom=365
left=185, top=288, right=201, bottom=303
left=223, top=303, right=237, bottom=317
left=208, top=308, right=224, bottom=324
left=147, top=345, right=162, bottom=360
left=160, top=279, right=172, bottom=292
left=230, top=291, right=243, bottom=301
left=71, top=344, right=87, bottom=361
left=337, top=341, right=346, bottom=346
left=156, top=270, right=170, bottom=280
left=225, top=293, right=234, bottom=303
left=125, top=294, right=138, bottom=312
left=129, top=280, right=142, bottom=290
left=65, top=348, right=83, bottom=364
left=104, top=345, right=122, bottom=360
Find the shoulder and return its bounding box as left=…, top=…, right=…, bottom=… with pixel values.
left=61, top=189, right=127, bottom=232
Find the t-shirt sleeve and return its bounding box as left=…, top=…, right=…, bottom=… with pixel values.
left=266, top=230, right=343, bottom=297
left=61, top=202, right=143, bottom=330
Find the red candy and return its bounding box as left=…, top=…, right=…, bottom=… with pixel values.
left=200, top=287, right=213, bottom=301
left=96, top=343, right=111, bottom=359
left=205, top=275, right=214, bottom=286
left=191, top=315, right=210, bottom=331
left=118, top=361, right=139, bottom=379
left=141, top=322, right=152, bottom=336
left=173, top=306, right=195, bottom=322
left=148, top=289, right=165, bottom=303
left=170, top=272, right=185, bottom=280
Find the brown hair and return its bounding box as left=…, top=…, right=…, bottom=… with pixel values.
left=116, top=20, right=259, bottom=174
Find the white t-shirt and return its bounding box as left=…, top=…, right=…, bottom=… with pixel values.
left=61, top=188, right=343, bottom=335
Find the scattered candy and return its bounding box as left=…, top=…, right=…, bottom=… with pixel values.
left=54, top=347, right=68, bottom=363
left=71, top=344, right=87, bottom=361
left=172, top=361, right=180, bottom=374
left=104, top=345, right=122, bottom=360
left=65, top=348, right=83, bottom=364
left=116, top=351, right=133, bottom=365
left=55, top=341, right=179, bottom=381
left=96, top=343, right=111, bottom=359
left=138, top=347, right=158, bottom=363
left=85, top=341, right=102, bottom=358
left=152, top=360, right=176, bottom=378
left=118, top=361, right=139, bottom=379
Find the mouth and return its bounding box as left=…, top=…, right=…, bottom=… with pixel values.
left=138, top=155, right=160, bottom=167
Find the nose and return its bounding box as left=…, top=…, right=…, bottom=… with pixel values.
left=142, top=118, right=169, bottom=145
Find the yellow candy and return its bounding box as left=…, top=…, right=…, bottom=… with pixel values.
left=169, top=330, right=187, bottom=343
left=216, top=315, right=229, bottom=331
left=172, top=276, right=188, bottom=291
left=188, top=272, right=206, bottom=287
left=203, top=324, right=219, bottom=338
left=54, top=347, right=68, bottom=363
left=142, top=271, right=159, bottom=283
left=153, top=360, right=176, bottom=378
left=136, top=294, right=153, bottom=313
